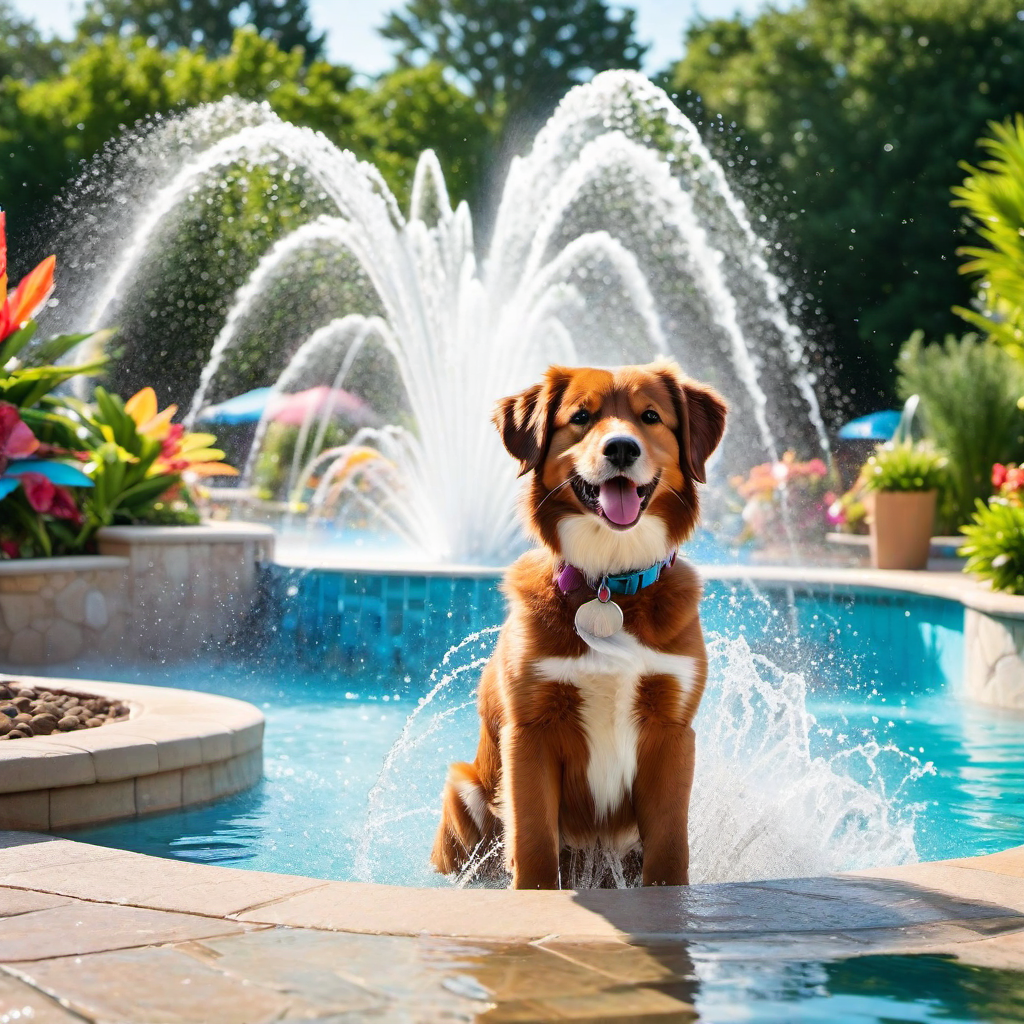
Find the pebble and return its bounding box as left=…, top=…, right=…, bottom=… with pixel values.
left=0, top=682, right=128, bottom=740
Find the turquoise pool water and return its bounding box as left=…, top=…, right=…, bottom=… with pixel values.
left=33, top=574, right=1024, bottom=1024
left=49, top=577, right=1023, bottom=886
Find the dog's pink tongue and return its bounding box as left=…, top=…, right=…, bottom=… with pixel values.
left=599, top=478, right=642, bottom=526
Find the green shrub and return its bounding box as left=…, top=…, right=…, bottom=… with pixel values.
left=896, top=331, right=1024, bottom=526
left=960, top=500, right=1024, bottom=595
left=860, top=442, right=948, bottom=494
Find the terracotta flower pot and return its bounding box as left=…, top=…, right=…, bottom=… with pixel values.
left=867, top=490, right=937, bottom=570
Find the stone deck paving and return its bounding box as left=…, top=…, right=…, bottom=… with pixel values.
left=0, top=832, right=1021, bottom=1022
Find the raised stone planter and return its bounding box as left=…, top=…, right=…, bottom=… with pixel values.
left=97, top=523, right=274, bottom=660
left=0, top=557, right=131, bottom=666
left=0, top=674, right=263, bottom=829
left=0, top=522, right=273, bottom=666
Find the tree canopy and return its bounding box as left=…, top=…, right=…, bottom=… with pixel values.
left=76, top=0, right=325, bottom=60
left=665, top=0, right=1024, bottom=405
left=380, top=0, right=646, bottom=125
left=0, top=0, right=61, bottom=81
left=0, top=28, right=489, bottom=260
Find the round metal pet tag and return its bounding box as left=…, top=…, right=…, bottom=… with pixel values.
left=575, top=597, right=623, bottom=639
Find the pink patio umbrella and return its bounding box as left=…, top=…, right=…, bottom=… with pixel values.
left=267, top=386, right=380, bottom=428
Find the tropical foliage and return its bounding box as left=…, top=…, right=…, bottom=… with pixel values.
left=895, top=331, right=1024, bottom=527
left=953, top=115, right=1024, bottom=358
left=0, top=216, right=233, bottom=559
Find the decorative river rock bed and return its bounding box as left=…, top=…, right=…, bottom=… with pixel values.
left=0, top=680, right=129, bottom=739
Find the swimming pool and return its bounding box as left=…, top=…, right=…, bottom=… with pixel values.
left=44, top=570, right=1024, bottom=888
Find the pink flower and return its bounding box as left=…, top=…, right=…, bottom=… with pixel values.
left=19, top=473, right=84, bottom=525
left=0, top=402, right=38, bottom=473
left=993, top=463, right=1008, bottom=489
left=0, top=539, right=18, bottom=559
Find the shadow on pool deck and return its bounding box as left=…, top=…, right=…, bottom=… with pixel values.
left=570, top=872, right=1024, bottom=957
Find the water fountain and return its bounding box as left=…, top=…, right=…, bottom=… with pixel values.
left=51, top=71, right=830, bottom=564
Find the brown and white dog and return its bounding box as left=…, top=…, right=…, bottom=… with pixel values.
left=431, top=359, right=727, bottom=889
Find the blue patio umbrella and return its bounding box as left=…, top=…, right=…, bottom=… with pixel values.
left=196, top=387, right=274, bottom=425
left=837, top=410, right=902, bottom=441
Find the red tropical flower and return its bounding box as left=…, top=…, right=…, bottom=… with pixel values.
left=0, top=212, right=56, bottom=343
left=19, top=472, right=84, bottom=525
left=0, top=402, right=38, bottom=473
left=0, top=539, right=19, bottom=559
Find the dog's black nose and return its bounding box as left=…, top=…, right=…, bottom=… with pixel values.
left=603, top=435, right=641, bottom=469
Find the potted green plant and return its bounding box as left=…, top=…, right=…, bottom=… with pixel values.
left=860, top=441, right=948, bottom=570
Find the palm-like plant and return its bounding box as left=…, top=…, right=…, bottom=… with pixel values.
left=953, top=114, right=1024, bottom=358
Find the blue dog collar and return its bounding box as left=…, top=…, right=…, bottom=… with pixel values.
left=556, top=551, right=676, bottom=600
left=604, top=551, right=676, bottom=596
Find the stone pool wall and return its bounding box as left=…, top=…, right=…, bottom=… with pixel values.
left=964, top=608, right=1024, bottom=710
left=97, top=524, right=274, bottom=660
left=0, top=523, right=274, bottom=666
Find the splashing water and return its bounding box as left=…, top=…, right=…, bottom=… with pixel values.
left=61, top=71, right=830, bottom=563
left=355, top=631, right=928, bottom=889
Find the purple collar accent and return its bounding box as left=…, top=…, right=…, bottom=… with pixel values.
left=555, top=551, right=676, bottom=595
left=556, top=562, right=587, bottom=593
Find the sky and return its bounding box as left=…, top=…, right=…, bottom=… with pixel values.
left=11, top=0, right=781, bottom=76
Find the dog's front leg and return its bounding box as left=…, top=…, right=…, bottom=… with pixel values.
left=633, top=721, right=695, bottom=886
left=501, top=723, right=561, bottom=889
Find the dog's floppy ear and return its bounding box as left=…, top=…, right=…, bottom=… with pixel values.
left=658, top=362, right=728, bottom=484
left=493, top=368, right=569, bottom=477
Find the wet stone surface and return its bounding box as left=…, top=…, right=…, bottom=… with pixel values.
left=0, top=681, right=128, bottom=740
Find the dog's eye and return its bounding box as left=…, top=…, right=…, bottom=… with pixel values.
left=569, top=408, right=591, bottom=426
left=641, top=409, right=661, bottom=424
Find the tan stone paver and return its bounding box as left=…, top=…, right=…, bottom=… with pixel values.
left=0, top=899, right=246, bottom=961
left=541, top=939, right=696, bottom=985
left=233, top=880, right=626, bottom=941
left=0, top=835, right=327, bottom=918
left=0, top=887, right=72, bottom=918
left=9, top=946, right=337, bottom=1024
left=190, top=928, right=490, bottom=1018
left=0, top=969, right=82, bottom=1022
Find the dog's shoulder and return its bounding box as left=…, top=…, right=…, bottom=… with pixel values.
left=500, top=548, right=557, bottom=608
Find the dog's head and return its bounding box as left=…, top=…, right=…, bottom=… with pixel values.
left=493, top=360, right=727, bottom=576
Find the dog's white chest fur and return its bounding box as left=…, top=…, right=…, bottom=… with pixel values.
left=536, top=634, right=695, bottom=819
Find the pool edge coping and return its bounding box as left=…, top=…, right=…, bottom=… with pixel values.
left=0, top=829, right=1020, bottom=956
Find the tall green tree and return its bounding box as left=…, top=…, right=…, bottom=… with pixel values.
left=0, top=0, right=61, bottom=80
left=0, top=28, right=488, bottom=244
left=0, top=28, right=491, bottom=403
left=665, top=0, right=1024, bottom=406
left=380, top=0, right=646, bottom=126
left=76, top=0, right=325, bottom=60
